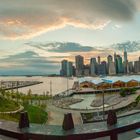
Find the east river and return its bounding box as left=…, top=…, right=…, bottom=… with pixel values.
left=0, top=75, right=140, bottom=96
left=0, top=76, right=76, bottom=95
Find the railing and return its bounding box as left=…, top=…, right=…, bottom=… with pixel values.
left=0, top=111, right=140, bottom=140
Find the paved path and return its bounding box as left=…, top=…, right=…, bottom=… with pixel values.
left=0, top=135, right=16, bottom=140
left=0, top=105, right=24, bottom=114
left=46, top=90, right=140, bottom=125
left=46, top=100, right=82, bottom=125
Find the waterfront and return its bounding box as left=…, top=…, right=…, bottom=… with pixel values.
left=0, top=75, right=139, bottom=96
left=0, top=76, right=76, bottom=95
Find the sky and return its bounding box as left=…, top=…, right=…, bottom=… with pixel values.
left=0, top=0, right=140, bottom=75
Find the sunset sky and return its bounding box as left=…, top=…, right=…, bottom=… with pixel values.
left=0, top=0, right=140, bottom=75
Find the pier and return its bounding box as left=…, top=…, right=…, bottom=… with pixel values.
left=0, top=81, right=43, bottom=90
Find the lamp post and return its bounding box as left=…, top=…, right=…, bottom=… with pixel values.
left=101, top=79, right=112, bottom=120
left=102, top=89, right=105, bottom=120
left=67, top=77, right=69, bottom=95
left=50, top=80, right=52, bottom=96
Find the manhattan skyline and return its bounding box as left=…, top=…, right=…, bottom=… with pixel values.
left=0, top=0, right=140, bottom=75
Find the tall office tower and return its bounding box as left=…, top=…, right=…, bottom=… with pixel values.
left=90, top=58, right=97, bottom=76
left=67, top=62, right=73, bottom=77
left=107, top=55, right=113, bottom=64
left=134, top=61, right=140, bottom=73
left=84, top=65, right=90, bottom=76
left=108, top=62, right=116, bottom=75
left=60, top=60, right=73, bottom=77
left=114, top=52, right=117, bottom=63
left=128, top=62, right=134, bottom=73
left=72, top=65, right=76, bottom=76
left=124, top=48, right=128, bottom=63
left=98, top=56, right=101, bottom=64
left=124, top=48, right=128, bottom=74
left=97, top=61, right=107, bottom=75
left=114, top=52, right=117, bottom=72
left=116, top=55, right=124, bottom=74
left=60, top=60, right=68, bottom=76
left=107, top=55, right=113, bottom=74
left=75, top=55, right=84, bottom=76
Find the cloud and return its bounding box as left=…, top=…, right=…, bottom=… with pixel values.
left=111, top=41, right=140, bottom=52
left=0, top=51, right=60, bottom=75
left=26, top=42, right=95, bottom=53
left=0, top=0, right=137, bottom=39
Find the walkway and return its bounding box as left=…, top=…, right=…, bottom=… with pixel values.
left=46, top=90, right=140, bottom=125
left=0, top=105, right=24, bottom=114
left=46, top=100, right=82, bottom=125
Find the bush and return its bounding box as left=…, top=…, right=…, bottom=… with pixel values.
left=120, top=88, right=137, bottom=97
left=120, top=88, right=126, bottom=97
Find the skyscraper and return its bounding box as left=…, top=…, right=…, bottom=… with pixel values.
left=128, top=62, right=133, bottom=73
left=60, top=60, right=73, bottom=77
left=75, top=55, right=84, bottom=76
left=97, top=61, right=107, bottom=75
left=108, top=62, right=116, bottom=75
left=116, top=55, right=124, bottom=74
left=124, top=48, right=128, bottom=74
left=67, top=62, right=73, bottom=77
left=98, top=56, right=101, bottom=64
left=60, top=60, right=68, bottom=76
left=90, top=58, right=97, bottom=76
left=107, top=55, right=113, bottom=64
left=124, top=48, right=128, bottom=63
left=134, top=60, right=140, bottom=73
left=107, top=55, right=113, bottom=74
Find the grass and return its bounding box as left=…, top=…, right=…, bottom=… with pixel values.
left=0, top=96, right=19, bottom=112
left=0, top=95, right=48, bottom=124
left=23, top=104, right=48, bottom=124
left=0, top=113, right=19, bottom=122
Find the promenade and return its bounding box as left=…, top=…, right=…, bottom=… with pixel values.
left=47, top=89, right=140, bottom=125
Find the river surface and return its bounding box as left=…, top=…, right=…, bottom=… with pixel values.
left=0, top=75, right=139, bottom=96
left=0, top=76, right=76, bottom=95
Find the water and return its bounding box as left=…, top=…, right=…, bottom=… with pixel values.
left=0, top=76, right=76, bottom=95
left=0, top=75, right=139, bottom=96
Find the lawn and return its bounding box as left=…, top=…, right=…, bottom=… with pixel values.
left=0, top=96, right=19, bottom=112
left=24, top=104, right=48, bottom=124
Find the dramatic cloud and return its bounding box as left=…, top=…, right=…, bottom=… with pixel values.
left=0, top=0, right=137, bottom=39
left=111, top=41, right=140, bottom=52
left=0, top=51, right=60, bottom=75
left=26, top=42, right=95, bottom=53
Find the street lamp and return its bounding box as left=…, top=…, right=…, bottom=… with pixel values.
left=66, top=77, right=69, bottom=96
left=50, top=80, right=52, bottom=96
left=101, top=78, right=112, bottom=120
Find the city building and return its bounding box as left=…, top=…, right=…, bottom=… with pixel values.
left=97, top=56, right=101, bottom=64
left=128, top=62, right=134, bottom=73
left=123, top=48, right=128, bottom=74
left=83, top=65, right=90, bottom=76
left=108, top=62, right=116, bottom=75
left=60, top=60, right=73, bottom=77
left=116, top=55, right=124, bottom=74
left=97, top=61, right=107, bottom=75
left=90, top=58, right=97, bottom=76
left=134, top=60, right=140, bottom=73
left=75, top=55, right=84, bottom=76
left=60, top=51, right=140, bottom=77
left=60, top=60, right=68, bottom=76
